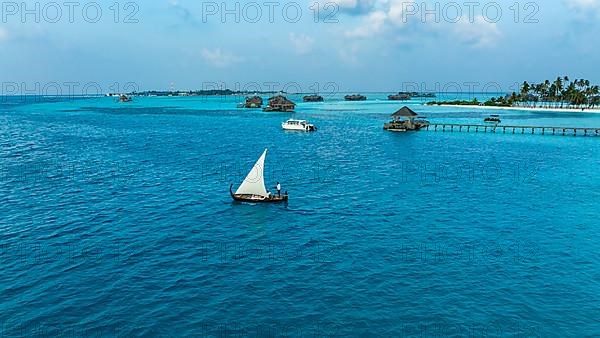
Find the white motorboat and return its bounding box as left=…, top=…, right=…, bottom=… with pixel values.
left=281, top=119, right=317, bottom=132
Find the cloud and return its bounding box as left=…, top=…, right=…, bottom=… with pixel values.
left=334, top=0, right=376, bottom=15
left=312, top=0, right=375, bottom=16
left=200, top=48, right=243, bottom=68
left=566, top=0, right=600, bottom=10
left=289, top=33, right=315, bottom=54
left=345, top=10, right=387, bottom=38
left=564, top=0, right=600, bottom=21
left=339, top=1, right=503, bottom=50
left=387, top=1, right=410, bottom=26
left=453, top=16, right=502, bottom=48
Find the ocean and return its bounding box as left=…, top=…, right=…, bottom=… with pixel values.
left=1, top=94, right=599, bottom=336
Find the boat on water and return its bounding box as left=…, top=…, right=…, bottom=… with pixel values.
left=118, top=94, right=132, bottom=103
left=282, top=119, right=317, bottom=132
left=230, top=149, right=288, bottom=203
left=484, top=114, right=501, bottom=124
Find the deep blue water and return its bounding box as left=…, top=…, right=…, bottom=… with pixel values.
left=1, top=94, right=599, bottom=337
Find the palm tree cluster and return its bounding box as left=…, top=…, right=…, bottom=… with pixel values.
left=487, top=76, right=600, bottom=109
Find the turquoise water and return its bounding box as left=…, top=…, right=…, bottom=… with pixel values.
left=1, top=94, right=599, bottom=336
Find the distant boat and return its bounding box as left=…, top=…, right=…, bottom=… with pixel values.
left=118, top=94, right=132, bottom=103
left=282, top=119, right=317, bottom=132
left=230, top=149, right=288, bottom=203
left=484, top=114, right=501, bottom=124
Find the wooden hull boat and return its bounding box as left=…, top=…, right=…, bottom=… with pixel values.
left=230, top=149, right=289, bottom=203
left=230, top=185, right=288, bottom=203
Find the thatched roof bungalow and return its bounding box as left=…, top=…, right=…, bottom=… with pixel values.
left=303, top=95, right=324, bottom=102
left=384, top=106, right=429, bottom=131
left=389, top=92, right=436, bottom=100
left=345, top=94, right=367, bottom=101
left=391, top=106, right=419, bottom=120
left=388, top=93, right=412, bottom=101
left=263, top=95, right=296, bottom=112
left=241, top=96, right=263, bottom=108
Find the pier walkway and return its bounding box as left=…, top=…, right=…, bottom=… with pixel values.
left=424, top=124, right=600, bottom=136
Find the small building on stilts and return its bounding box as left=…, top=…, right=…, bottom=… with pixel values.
left=384, top=106, right=430, bottom=132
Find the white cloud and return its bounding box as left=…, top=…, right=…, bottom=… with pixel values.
left=345, top=10, right=387, bottom=38
left=200, top=48, right=243, bottom=68
left=566, top=0, right=600, bottom=10
left=387, top=0, right=417, bottom=26
left=289, top=33, right=315, bottom=54
left=453, top=16, right=502, bottom=48
left=327, top=0, right=376, bottom=14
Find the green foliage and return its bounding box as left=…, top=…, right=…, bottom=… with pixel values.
left=428, top=77, right=599, bottom=110
left=426, top=99, right=480, bottom=106
left=511, top=76, right=600, bottom=109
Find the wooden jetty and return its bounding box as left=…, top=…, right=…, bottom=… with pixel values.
left=424, top=123, right=600, bottom=137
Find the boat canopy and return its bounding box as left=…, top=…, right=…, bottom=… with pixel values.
left=235, top=149, right=269, bottom=197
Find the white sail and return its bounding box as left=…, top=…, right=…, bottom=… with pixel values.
left=235, top=149, right=269, bottom=197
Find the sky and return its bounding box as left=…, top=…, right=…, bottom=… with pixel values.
left=1, top=0, right=599, bottom=93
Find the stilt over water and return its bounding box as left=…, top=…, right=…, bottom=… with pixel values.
left=424, top=124, right=600, bottom=137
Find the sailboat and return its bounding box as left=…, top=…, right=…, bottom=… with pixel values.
left=230, top=149, right=288, bottom=203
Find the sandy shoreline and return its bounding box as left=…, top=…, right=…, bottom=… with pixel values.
left=430, top=104, right=600, bottom=114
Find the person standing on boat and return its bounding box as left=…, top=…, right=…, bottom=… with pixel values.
left=276, top=182, right=281, bottom=197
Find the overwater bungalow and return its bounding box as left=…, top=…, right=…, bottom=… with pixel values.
left=345, top=94, right=367, bottom=101
left=238, top=96, right=263, bottom=108
left=263, top=95, right=296, bottom=112
left=388, top=93, right=412, bottom=101
left=303, top=95, right=324, bottom=102
left=383, top=106, right=430, bottom=132
left=389, top=92, right=436, bottom=100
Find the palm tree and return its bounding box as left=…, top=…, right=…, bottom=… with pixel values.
left=509, top=76, right=598, bottom=110
left=543, top=80, right=551, bottom=108
left=509, top=92, right=519, bottom=106
left=520, top=81, right=531, bottom=107
left=589, top=85, right=600, bottom=108
left=554, top=77, right=564, bottom=108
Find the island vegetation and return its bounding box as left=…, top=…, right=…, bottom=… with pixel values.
left=428, top=76, right=600, bottom=110
left=427, top=98, right=482, bottom=106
